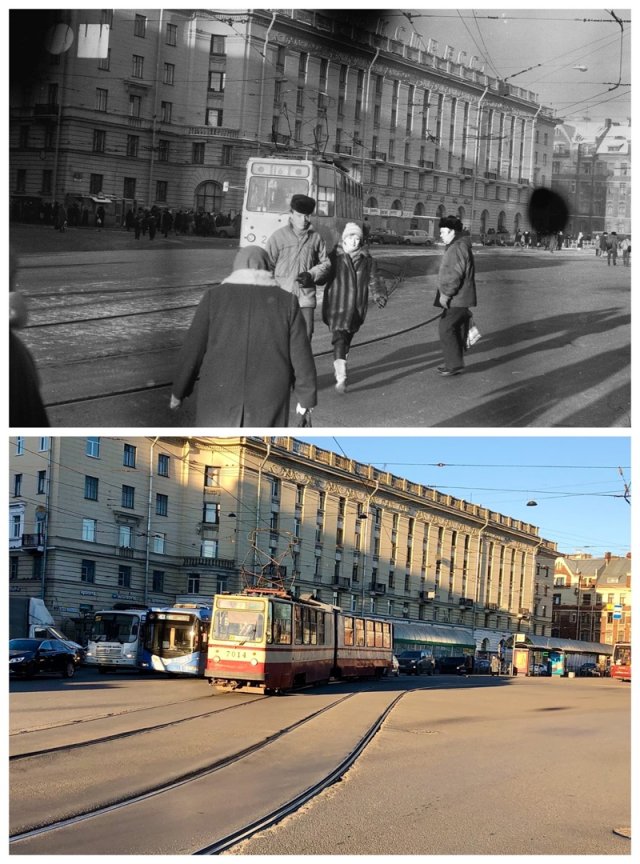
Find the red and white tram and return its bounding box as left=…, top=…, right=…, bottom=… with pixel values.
left=206, top=589, right=393, bottom=693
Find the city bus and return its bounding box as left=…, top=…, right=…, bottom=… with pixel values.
left=84, top=608, right=149, bottom=673
left=610, top=641, right=631, bottom=681
left=240, top=156, right=363, bottom=253
left=141, top=603, right=212, bottom=676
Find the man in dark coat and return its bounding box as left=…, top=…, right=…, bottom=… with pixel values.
left=170, top=245, right=316, bottom=426
left=434, top=215, right=477, bottom=376
left=322, top=222, right=387, bottom=392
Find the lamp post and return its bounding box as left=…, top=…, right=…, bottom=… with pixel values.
left=574, top=569, right=582, bottom=640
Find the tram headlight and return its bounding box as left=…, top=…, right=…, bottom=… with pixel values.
left=250, top=657, right=258, bottom=666
left=213, top=655, right=221, bottom=664
left=247, top=233, right=256, bottom=243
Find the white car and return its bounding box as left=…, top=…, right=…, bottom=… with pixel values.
left=402, top=229, right=433, bottom=246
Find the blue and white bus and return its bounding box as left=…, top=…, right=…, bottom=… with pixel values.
left=142, top=603, right=212, bottom=677
left=85, top=608, right=149, bottom=674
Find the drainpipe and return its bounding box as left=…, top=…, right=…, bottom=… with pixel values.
left=472, top=511, right=491, bottom=649
left=360, top=47, right=381, bottom=185
left=359, top=480, right=380, bottom=614
left=144, top=436, right=159, bottom=606
left=469, top=86, right=489, bottom=239
left=528, top=104, right=542, bottom=188
left=40, top=439, right=54, bottom=602
left=256, top=12, right=277, bottom=152
left=254, top=441, right=272, bottom=581
left=147, top=9, right=163, bottom=206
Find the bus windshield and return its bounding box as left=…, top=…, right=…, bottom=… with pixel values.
left=146, top=614, right=195, bottom=657
left=213, top=608, right=264, bottom=642
left=246, top=176, right=309, bottom=213
left=90, top=613, right=140, bottom=644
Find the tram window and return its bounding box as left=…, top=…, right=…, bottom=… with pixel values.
left=374, top=620, right=383, bottom=647
left=355, top=618, right=365, bottom=647
left=318, top=612, right=325, bottom=644
left=316, top=185, right=334, bottom=217
left=344, top=616, right=354, bottom=646
left=272, top=601, right=292, bottom=644
left=383, top=622, right=391, bottom=648
left=294, top=605, right=302, bottom=644
left=366, top=619, right=375, bottom=647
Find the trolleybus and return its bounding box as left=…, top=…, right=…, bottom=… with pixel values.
left=610, top=641, right=631, bottom=681
left=84, top=608, right=149, bottom=673
left=142, top=603, right=211, bottom=676
left=240, top=156, right=363, bottom=253
left=206, top=589, right=392, bottom=693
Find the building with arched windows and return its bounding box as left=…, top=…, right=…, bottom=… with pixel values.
left=10, top=9, right=556, bottom=238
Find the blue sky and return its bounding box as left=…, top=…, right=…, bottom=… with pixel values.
left=296, top=435, right=631, bottom=557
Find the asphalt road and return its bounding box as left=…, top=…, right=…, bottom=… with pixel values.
left=9, top=668, right=631, bottom=855
left=11, top=224, right=630, bottom=428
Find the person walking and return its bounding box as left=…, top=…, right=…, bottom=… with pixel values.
left=265, top=194, right=331, bottom=340
left=433, top=215, right=477, bottom=376
left=620, top=236, right=631, bottom=266
left=606, top=231, right=618, bottom=266
left=169, top=245, right=316, bottom=426
left=490, top=655, right=500, bottom=677
left=322, top=222, right=387, bottom=393
left=599, top=231, right=608, bottom=258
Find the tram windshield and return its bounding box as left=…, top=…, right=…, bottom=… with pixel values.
left=90, top=613, right=141, bottom=644
left=213, top=606, right=265, bottom=642
left=145, top=613, right=195, bottom=657
left=246, top=176, right=309, bottom=213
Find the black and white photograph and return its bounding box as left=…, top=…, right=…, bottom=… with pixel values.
left=9, top=7, right=631, bottom=428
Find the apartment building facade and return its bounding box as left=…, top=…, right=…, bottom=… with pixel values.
left=10, top=9, right=556, bottom=238
left=9, top=436, right=557, bottom=645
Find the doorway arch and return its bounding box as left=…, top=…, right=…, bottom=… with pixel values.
left=194, top=180, right=223, bottom=214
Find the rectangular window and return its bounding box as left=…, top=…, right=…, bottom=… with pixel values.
left=203, top=502, right=220, bottom=524
left=123, top=443, right=137, bottom=468
left=201, top=539, right=218, bottom=559
left=158, top=454, right=170, bottom=477
left=86, top=436, right=100, bottom=458
left=298, top=52, right=308, bottom=80
left=121, top=485, right=135, bottom=508
left=153, top=533, right=165, bottom=554
left=81, top=559, right=96, bottom=583
left=166, top=23, right=177, bottom=46
left=89, top=173, right=103, bottom=195
left=13, top=474, right=22, bottom=497
left=134, top=14, right=146, bottom=37
left=132, top=54, right=144, bottom=79
left=187, top=572, right=200, bottom=593
left=192, top=142, right=205, bottom=164
left=270, top=477, right=280, bottom=499
left=15, top=437, right=24, bottom=455
left=84, top=476, right=99, bottom=500
left=160, top=101, right=172, bottom=123
left=152, top=569, right=165, bottom=591
left=41, top=169, right=52, bottom=195
left=206, top=108, right=222, bottom=127
left=82, top=518, right=97, bottom=542
left=158, top=140, right=170, bottom=162
left=123, top=177, right=136, bottom=199
left=221, top=144, right=232, bottom=166
left=96, top=88, right=108, bottom=111
left=208, top=71, right=225, bottom=92
left=37, top=470, right=46, bottom=494
left=163, top=62, right=175, bottom=85
left=15, top=169, right=26, bottom=193
left=156, top=493, right=168, bottom=516
left=10, top=556, right=19, bottom=580
left=127, top=135, right=139, bottom=157
left=210, top=34, right=226, bottom=55
left=118, top=565, right=132, bottom=588
left=129, top=94, right=141, bottom=118
left=204, top=466, right=219, bottom=487
left=119, top=525, right=133, bottom=548
left=98, top=48, right=111, bottom=71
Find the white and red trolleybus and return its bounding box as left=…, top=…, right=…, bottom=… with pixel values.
left=610, top=641, right=631, bottom=681
left=240, top=156, right=363, bottom=253
left=206, top=589, right=392, bottom=693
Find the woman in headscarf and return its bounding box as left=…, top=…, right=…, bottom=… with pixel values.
left=170, top=245, right=316, bottom=426
left=322, top=222, right=387, bottom=393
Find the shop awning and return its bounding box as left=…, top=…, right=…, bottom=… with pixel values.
left=509, top=634, right=613, bottom=656
left=393, top=621, right=476, bottom=650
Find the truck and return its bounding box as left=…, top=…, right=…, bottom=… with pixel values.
left=9, top=596, right=84, bottom=656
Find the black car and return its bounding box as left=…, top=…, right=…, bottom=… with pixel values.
left=397, top=650, right=435, bottom=675
left=9, top=638, right=81, bottom=679
left=436, top=655, right=470, bottom=675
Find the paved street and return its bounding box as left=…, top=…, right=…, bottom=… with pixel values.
left=11, top=223, right=630, bottom=428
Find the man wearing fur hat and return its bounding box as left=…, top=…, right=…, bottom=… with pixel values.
left=169, top=245, right=316, bottom=425
left=265, top=194, right=331, bottom=340
left=322, top=222, right=387, bottom=393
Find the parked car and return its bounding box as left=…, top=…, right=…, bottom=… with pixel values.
left=436, top=655, right=469, bottom=675
left=397, top=649, right=435, bottom=675
left=474, top=658, right=491, bottom=674
left=215, top=223, right=239, bottom=239
left=369, top=228, right=402, bottom=245
left=9, top=638, right=81, bottom=679
left=578, top=662, right=601, bottom=677
left=402, top=229, right=433, bottom=246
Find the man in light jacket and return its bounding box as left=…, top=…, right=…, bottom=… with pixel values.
left=265, top=194, right=331, bottom=340
left=433, top=215, right=477, bottom=376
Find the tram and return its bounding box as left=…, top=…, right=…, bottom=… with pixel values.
left=610, top=641, right=631, bottom=681
left=84, top=608, right=149, bottom=673
left=240, top=156, right=363, bottom=253
left=141, top=603, right=211, bottom=676
left=205, top=589, right=393, bottom=693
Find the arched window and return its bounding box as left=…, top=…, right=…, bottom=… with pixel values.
left=391, top=199, right=403, bottom=211
left=497, top=210, right=507, bottom=232
left=365, top=196, right=379, bottom=209
left=436, top=204, right=446, bottom=219
left=414, top=202, right=425, bottom=216
left=480, top=209, right=490, bottom=234
left=194, top=180, right=223, bottom=214
left=457, top=206, right=466, bottom=224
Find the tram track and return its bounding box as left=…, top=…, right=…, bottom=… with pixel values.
left=9, top=689, right=364, bottom=847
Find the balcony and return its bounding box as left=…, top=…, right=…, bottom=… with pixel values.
left=484, top=171, right=497, bottom=182
left=182, top=556, right=235, bottom=569
left=118, top=546, right=134, bottom=558
left=331, top=577, right=351, bottom=590
left=369, top=582, right=386, bottom=595
left=420, top=590, right=435, bottom=602
left=419, top=159, right=434, bottom=170
left=21, top=533, right=45, bottom=549
left=486, top=602, right=499, bottom=611
left=459, top=597, right=474, bottom=608
left=370, top=150, right=387, bottom=162
left=33, top=103, right=59, bottom=117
